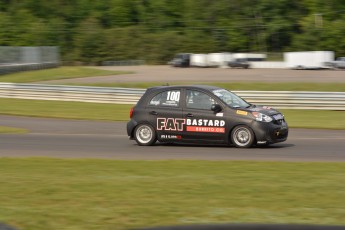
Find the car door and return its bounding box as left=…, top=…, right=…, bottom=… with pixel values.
left=146, top=88, right=184, bottom=141
left=182, top=89, right=226, bottom=142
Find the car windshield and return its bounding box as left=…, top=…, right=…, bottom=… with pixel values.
left=212, top=88, right=250, bottom=108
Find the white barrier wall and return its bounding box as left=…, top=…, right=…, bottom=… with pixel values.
left=1, top=83, right=344, bottom=110
left=249, top=61, right=286, bottom=69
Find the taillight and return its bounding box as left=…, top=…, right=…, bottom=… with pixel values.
left=129, top=107, right=134, bottom=118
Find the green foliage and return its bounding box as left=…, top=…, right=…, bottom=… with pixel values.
left=1, top=0, right=345, bottom=63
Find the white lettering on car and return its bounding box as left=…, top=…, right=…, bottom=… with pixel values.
left=161, top=135, right=182, bottom=139
left=186, top=119, right=225, bottom=127
left=186, top=119, right=191, bottom=126
left=157, top=118, right=185, bottom=131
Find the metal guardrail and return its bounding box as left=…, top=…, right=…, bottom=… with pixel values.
left=235, top=91, right=345, bottom=110
left=0, top=83, right=344, bottom=110
left=0, top=83, right=144, bottom=104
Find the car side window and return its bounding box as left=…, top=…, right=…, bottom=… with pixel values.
left=149, top=90, right=181, bottom=107
left=186, top=90, right=216, bottom=110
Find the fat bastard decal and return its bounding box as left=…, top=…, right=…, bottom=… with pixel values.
left=157, top=118, right=185, bottom=131
left=157, top=118, right=225, bottom=133
left=186, top=118, right=225, bottom=133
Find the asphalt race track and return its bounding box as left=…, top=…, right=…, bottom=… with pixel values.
left=1, top=115, right=345, bottom=162
left=40, top=66, right=345, bottom=84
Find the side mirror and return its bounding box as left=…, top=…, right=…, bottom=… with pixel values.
left=211, top=104, right=222, bottom=112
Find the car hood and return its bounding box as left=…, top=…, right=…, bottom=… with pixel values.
left=242, top=105, right=282, bottom=116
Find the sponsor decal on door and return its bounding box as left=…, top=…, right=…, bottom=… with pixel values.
left=157, top=118, right=225, bottom=133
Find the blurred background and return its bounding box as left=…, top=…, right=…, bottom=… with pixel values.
left=0, top=0, right=344, bottom=65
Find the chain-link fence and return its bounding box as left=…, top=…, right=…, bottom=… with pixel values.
left=0, top=46, right=60, bottom=75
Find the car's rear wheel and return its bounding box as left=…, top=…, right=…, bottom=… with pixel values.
left=134, top=124, right=156, bottom=146
left=231, top=125, right=255, bottom=148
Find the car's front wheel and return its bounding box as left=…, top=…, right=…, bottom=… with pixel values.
left=231, top=125, right=255, bottom=148
left=134, top=124, right=157, bottom=146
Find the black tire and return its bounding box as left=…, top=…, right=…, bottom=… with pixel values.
left=231, top=125, right=255, bottom=148
left=134, top=124, right=157, bottom=146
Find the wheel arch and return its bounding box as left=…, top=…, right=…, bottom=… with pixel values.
left=133, top=122, right=157, bottom=146
left=131, top=119, right=156, bottom=136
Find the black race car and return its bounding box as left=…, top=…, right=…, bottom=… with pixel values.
left=127, top=85, right=288, bottom=148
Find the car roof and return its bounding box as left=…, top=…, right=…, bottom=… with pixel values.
left=137, top=85, right=226, bottom=107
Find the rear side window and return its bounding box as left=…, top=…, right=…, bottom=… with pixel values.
left=149, top=90, right=181, bottom=107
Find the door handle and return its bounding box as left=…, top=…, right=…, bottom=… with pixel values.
left=150, top=111, right=158, bottom=115
left=186, top=113, right=194, bottom=117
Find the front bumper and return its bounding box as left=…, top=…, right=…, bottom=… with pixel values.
left=252, top=120, right=288, bottom=144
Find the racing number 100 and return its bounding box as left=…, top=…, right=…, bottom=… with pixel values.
left=167, top=91, right=180, bottom=102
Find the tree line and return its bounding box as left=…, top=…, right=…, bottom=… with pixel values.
left=1, top=0, right=344, bottom=64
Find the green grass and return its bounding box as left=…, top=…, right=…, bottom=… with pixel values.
left=0, top=126, right=28, bottom=134
left=0, top=98, right=344, bottom=129
left=0, top=66, right=133, bottom=83
left=1, top=159, right=345, bottom=230
left=281, top=110, right=345, bottom=130
left=0, top=98, right=132, bottom=121
left=71, top=82, right=345, bottom=92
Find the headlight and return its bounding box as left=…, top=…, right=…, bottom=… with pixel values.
left=252, top=112, right=273, bottom=122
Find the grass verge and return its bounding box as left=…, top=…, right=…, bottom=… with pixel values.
left=1, top=159, right=345, bottom=230
left=281, top=110, right=345, bottom=130
left=0, top=126, right=28, bottom=134
left=0, top=98, right=132, bottom=121
left=0, top=98, right=344, bottom=129
left=71, top=82, right=345, bottom=92
left=0, top=66, right=133, bottom=83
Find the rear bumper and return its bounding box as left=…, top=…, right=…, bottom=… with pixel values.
left=126, top=120, right=137, bottom=138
